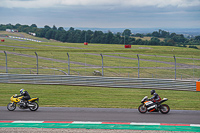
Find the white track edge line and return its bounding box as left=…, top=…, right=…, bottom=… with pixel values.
left=73, top=121, right=102, bottom=124
left=130, top=122, right=160, bottom=125
left=190, top=124, right=200, bottom=127
left=12, top=121, right=44, bottom=123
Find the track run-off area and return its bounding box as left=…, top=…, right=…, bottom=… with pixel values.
left=0, top=106, right=200, bottom=132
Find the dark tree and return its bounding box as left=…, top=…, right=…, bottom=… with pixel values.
left=52, top=25, right=57, bottom=30
left=30, top=24, right=37, bottom=28
left=123, top=29, right=132, bottom=37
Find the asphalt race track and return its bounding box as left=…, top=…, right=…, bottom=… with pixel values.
left=0, top=106, right=200, bottom=124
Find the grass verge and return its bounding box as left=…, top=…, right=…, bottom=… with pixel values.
left=1, top=83, right=200, bottom=110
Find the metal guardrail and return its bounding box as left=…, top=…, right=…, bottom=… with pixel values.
left=0, top=74, right=197, bottom=91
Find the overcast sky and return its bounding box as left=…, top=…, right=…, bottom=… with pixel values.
left=0, top=0, right=200, bottom=28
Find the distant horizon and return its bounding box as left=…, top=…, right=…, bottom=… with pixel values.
left=3, top=23, right=200, bottom=29
left=2, top=23, right=200, bottom=35
left=64, top=27, right=200, bottom=35
left=67, top=26, right=200, bottom=28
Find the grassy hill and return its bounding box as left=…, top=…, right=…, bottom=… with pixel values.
left=133, top=36, right=165, bottom=41
left=0, top=31, right=200, bottom=79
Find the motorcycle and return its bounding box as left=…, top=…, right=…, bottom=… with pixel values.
left=138, top=96, right=170, bottom=114
left=7, top=94, right=39, bottom=111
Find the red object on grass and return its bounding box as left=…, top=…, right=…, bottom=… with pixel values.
left=125, top=44, right=131, bottom=48
left=84, top=42, right=88, bottom=45
left=1, top=39, right=5, bottom=42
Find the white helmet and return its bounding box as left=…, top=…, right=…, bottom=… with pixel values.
left=20, top=89, right=24, bottom=94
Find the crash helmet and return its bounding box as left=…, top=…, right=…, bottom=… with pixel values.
left=20, top=89, right=24, bottom=94
left=150, top=90, right=155, bottom=95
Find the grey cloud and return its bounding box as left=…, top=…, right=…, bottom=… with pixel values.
left=1, top=0, right=200, bottom=8
left=0, top=1, right=199, bottom=28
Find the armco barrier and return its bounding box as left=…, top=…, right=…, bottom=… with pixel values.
left=0, top=74, right=197, bottom=91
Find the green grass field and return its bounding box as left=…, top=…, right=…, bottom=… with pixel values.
left=1, top=83, right=200, bottom=110
left=0, top=31, right=200, bottom=110
left=133, top=36, right=165, bottom=42
left=0, top=32, right=200, bottom=79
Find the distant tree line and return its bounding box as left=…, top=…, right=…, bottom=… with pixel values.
left=0, top=23, right=199, bottom=49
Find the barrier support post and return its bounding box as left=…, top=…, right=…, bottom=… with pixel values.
left=4, top=51, right=8, bottom=73
left=35, top=52, right=38, bottom=74
left=100, top=53, right=104, bottom=76
left=67, top=52, right=70, bottom=75
left=137, top=54, right=140, bottom=78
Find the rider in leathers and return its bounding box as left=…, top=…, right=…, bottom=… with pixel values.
left=15, top=89, right=31, bottom=107
left=149, top=90, right=161, bottom=108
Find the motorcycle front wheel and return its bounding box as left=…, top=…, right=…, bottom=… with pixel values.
left=7, top=103, right=16, bottom=111
left=160, top=104, right=170, bottom=114
left=138, top=104, right=147, bottom=113
left=29, top=102, right=39, bottom=111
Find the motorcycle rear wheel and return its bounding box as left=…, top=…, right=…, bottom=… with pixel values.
left=160, top=104, right=170, bottom=114
left=138, top=104, right=147, bottom=113
left=7, top=103, right=16, bottom=111
left=29, top=102, right=39, bottom=111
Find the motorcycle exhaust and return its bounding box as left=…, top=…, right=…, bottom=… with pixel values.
left=27, top=104, right=35, bottom=107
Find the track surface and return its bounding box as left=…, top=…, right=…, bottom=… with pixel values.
left=0, top=106, right=200, bottom=124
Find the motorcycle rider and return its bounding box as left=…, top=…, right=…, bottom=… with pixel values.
left=149, top=90, right=161, bottom=108
left=15, top=89, right=31, bottom=107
